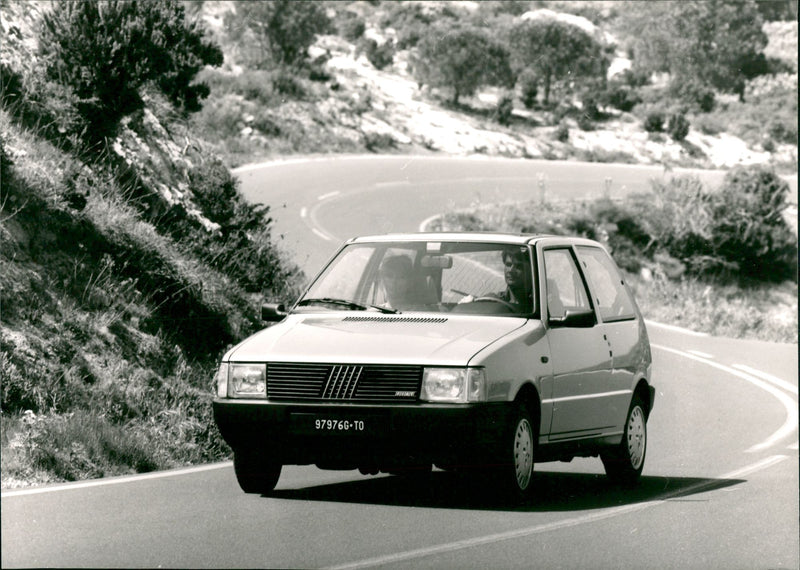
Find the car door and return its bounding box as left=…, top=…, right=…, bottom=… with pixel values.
left=575, top=245, right=646, bottom=433
left=541, top=246, right=614, bottom=440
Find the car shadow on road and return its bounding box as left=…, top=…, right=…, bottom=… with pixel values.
left=268, top=470, right=744, bottom=512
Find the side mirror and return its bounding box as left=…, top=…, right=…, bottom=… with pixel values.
left=261, top=303, right=287, bottom=322
left=549, top=308, right=596, bottom=328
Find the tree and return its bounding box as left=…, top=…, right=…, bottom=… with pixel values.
left=224, top=1, right=330, bottom=68
left=412, top=23, right=513, bottom=105
left=508, top=18, right=606, bottom=105
left=39, top=0, right=222, bottom=132
left=622, top=1, right=768, bottom=102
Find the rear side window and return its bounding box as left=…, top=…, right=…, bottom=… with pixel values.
left=576, top=246, right=637, bottom=322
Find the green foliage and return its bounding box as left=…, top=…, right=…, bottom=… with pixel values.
left=224, top=0, right=330, bottom=67
left=509, top=18, right=607, bottom=105
left=667, top=112, right=690, bottom=141
left=622, top=1, right=768, bottom=101
left=38, top=0, right=222, bottom=138
left=412, top=23, right=513, bottom=105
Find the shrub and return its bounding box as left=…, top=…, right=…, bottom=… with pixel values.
left=711, top=166, right=797, bottom=282
left=667, top=112, right=690, bottom=141
left=577, top=113, right=595, bottom=131
left=363, top=132, right=397, bottom=151
left=338, top=12, right=366, bottom=41
left=553, top=122, right=570, bottom=142
left=38, top=0, right=222, bottom=138
left=358, top=38, right=396, bottom=70
left=643, top=111, right=665, bottom=132
left=495, top=94, right=514, bottom=126
left=518, top=69, right=539, bottom=109
left=272, top=68, right=307, bottom=99
left=601, top=84, right=641, bottom=112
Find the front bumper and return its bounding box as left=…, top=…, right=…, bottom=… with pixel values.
left=213, top=399, right=513, bottom=467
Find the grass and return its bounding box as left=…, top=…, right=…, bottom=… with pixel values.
left=0, top=101, right=300, bottom=488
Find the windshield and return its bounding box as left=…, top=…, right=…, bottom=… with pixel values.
left=296, top=241, right=536, bottom=317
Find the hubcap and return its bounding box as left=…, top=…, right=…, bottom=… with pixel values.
left=626, top=406, right=646, bottom=470
left=514, top=418, right=534, bottom=490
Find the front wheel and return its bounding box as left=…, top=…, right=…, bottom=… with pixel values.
left=233, top=451, right=282, bottom=494
left=493, top=405, right=536, bottom=500
left=601, top=395, right=647, bottom=486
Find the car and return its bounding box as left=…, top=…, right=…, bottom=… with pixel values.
left=212, top=232, right=655, bottom=499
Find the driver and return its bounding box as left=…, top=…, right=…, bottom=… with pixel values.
left=489, top=248, right=533, bottom=311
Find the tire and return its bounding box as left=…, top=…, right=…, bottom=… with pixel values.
left=233, top=451, right=282, bottom=495
left=602, top=394, right=647, bottom=486
left=494, top=405, right=537, bottom=500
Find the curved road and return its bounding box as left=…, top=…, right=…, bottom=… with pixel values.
left=2, top=156, right=797, bottom=569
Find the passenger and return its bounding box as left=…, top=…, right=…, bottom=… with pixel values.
left=379, top=255, right=429, bottom=311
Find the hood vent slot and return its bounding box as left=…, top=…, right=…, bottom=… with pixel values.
left=342, top=316, right=448, bottom=324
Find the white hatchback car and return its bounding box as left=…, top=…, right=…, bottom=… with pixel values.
left=213, top=233, right=654, bottom=499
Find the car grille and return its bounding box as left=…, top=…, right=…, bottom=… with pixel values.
left=267, top=363, right=423, bottom=402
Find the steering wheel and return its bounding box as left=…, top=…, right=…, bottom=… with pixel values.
left=472, top=296, right=517, bottom=312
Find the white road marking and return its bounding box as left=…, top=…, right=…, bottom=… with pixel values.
left=325, top=456, right=788, bottom=570
left=732, top=364, right=798, bottom=396
left=644, top=320, right=708, bottom=337
left=788, top=441, right=799, bottom=450
left=318, top=191, right=340, bottom=201
left=418, top=214, right=441, bottom=232
left=651, top=344, right=798, bottom=453
left=300, top=207, right=308, bottom=218
left=687, top=350, right=713, bottom=359
left=312, top=228, right=334, bottom=241
left=1, top=462, right=232, bottom=498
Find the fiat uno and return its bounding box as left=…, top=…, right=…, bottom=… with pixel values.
left=213, top=233, right=654, bottom=499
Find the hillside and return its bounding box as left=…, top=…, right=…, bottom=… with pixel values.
left=194, top=2, right=798, bottom=174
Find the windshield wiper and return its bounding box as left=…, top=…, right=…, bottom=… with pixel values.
left=295, top=298, right=398, bottom=314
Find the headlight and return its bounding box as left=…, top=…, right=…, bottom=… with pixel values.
left=421, top=368, right=486, bottom=403
left=228, top=363, right=267, bottom=399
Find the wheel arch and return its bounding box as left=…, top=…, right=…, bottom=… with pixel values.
left=513, top=381, right=542, bottom=430
left=633, top=378, right=654, bottom=419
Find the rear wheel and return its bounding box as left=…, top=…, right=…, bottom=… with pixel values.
left=602, top=395, right=647, bottom=486
left=233, top=451, right=282, bottom=494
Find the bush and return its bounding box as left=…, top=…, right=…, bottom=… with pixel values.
left=667, top=112, right=690, bottom=141
left=643, top=111, right=665, bottom=132
left=711, top=166, right=797, bottom=281
left=518, top=69, right=539, bottom=109
left=358, top=38, right=396, bottom=70
left=338, top=12, right=366, bottom=41
left=601, top=84, right=641, bottom=112
left=495, top=94, right=514, bottom=126
left=553, top=122, right=570, bottom=142
left=38, top=0, right=222, bottom=138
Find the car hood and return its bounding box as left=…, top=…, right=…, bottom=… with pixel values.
left=226, top=313, right=528, bottom=366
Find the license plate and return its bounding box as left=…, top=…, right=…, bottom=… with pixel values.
left=291, top=414, right=372, bottom=435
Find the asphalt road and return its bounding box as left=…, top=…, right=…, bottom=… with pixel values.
left=2, top=156, right=797, bottom=569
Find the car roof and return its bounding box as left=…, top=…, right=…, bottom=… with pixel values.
left=348, top=232, right=600, bottom=247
